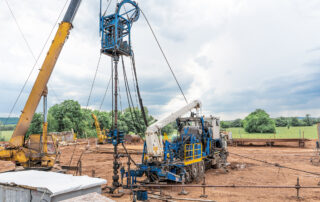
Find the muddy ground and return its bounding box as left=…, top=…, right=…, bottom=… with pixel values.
left=1, top=139, right=320, bottom=201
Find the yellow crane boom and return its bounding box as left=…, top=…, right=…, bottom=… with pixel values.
left=10, top=0, right=82, bottom=148
left=9, top=22, right=71, bottom=147
left=0, top=0, right=82, bottom=168
left=92, top=113, right=107, bottom=144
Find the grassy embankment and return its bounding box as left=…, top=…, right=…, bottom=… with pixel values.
left=226, top=125, right=318, bottom=139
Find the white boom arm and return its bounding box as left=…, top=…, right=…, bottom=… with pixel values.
left=145, top=100, right=202, bottom=159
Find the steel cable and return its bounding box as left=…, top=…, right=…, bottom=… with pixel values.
left=86, top=53, right=102, bottom=109
left=121, top=56, right=143, bottom=137
left=99, top=65, right=112, bottom=110
left=230, top=152, right=320, bottom=176
left=139, top=8, right=188, bottom=104
left=130, top=53, right=148, bottom=127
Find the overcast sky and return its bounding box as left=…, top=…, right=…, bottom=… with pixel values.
left=0, top=0, right=320, bottom=120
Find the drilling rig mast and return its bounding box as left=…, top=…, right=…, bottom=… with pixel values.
left=99, top=0, right=140, bottom=193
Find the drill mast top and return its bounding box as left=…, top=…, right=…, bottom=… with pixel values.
left=99, top=0, right=140, bottom=56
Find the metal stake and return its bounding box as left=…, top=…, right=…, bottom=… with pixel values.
left=179, top=175, right=189, bottom=195
left=200, top=176, right=208, bottom=198
left=296, top=177, right=301, bottom=199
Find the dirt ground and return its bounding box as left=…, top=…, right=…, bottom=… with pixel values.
left=1, top=139, right=320, bottom=201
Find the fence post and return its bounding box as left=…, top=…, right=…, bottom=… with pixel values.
left=200, top=176, right=208, bottom=198
left=299, top=129, right=301, bottom=139
left=0, top=121, right=2, bottom=140
left=179, top=175, right=188, bottom=195
left=317, top=123, right=320, bottom=145
left=295, top=177, right=301, bottom=199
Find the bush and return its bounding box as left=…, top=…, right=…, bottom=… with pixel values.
left=230, top=119, right=243, bottom=127
left=243, top=109, right=276, bottom=133
left=275, top=117, right=289, bottom=127
left=221, top=121, right=231, bottom=129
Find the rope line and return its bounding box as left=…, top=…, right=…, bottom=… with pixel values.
left=130, top=53, right=148, bottom=127
left=140, top=8, right=188, bottom=104
left=230, top=152, right=320, bottom=176
left=4, top=0, right=37, bottom=59
left=86, top=53, right=102, bottom=108
left=121, top=56, right=143, bottom=137
left=102, top=0, right=113, bottom=16
left=99, top=61, right=112, bottom=110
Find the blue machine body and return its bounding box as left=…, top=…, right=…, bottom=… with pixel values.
left=100, top=0, right=139, bottom=145
left=99, top=0, right=139, bottom=56
left=121, top=116, right=228, bottom=185
left=107, top=129, right=125, bottom=145
left=136, top=190, right=148, bottom=201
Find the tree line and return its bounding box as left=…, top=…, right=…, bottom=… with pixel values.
left=3, top=103, right=317, bottom=136
left=221, top=109, right=319, bottom=133
left=0, top=117, right=19, bottom=125
left=0, top=124, right=16, bottom=131
left=25, top=100, right=174, bottom=138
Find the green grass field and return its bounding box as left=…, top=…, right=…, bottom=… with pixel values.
left=0, top=131, right=13, bottom=141
left=226, top=125, right=318, bottom=139
left=0, top=125, right=318, bottom=141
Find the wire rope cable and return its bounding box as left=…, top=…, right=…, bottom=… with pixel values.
left=86, top=53, right=102, bottom=109
left=102, top=0, right=113, bottom=16
left=139, top=8, right=188, bottom=104
left=118, top=71, right=123, bottom=112
left=99, top=62, right=112, bottom=110
left=121, top=56, right=143, bottom=137
left=230, top=152, right=320, bottom=176
left=130, top=53, right=148, bottom=127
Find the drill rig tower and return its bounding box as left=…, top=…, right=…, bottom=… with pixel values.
left=99, top=0, right=140, bottom=193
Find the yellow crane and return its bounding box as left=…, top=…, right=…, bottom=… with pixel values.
left=0, top=0, right=82, bottom=168
left=92, top=113, right=108, bottom=144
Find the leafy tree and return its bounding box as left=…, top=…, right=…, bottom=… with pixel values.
left=243, top=109, right=276, bottom=133
left=290, top=117, right=300, bottom=126
left=303, top=114, right=313, bottom=126
left=47, top=113, right=58, bottom=132
left=49, top=100, right=84, bottom=135
left=26, top=113, right=43, bottom=137
left=26, top=99, right=155, bottom=138
left=118, top=107, right=154, bottom=136
left=275, top=117, right=289, bottom=127
left=220, top=121, right=231, bottom=129
left=162, top=122, right=176, bottom=135
left=231, top=119, right=243, bottom=127
left=97, top=111, right=112, bottom=130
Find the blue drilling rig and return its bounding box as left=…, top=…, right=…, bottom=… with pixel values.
left=99, top=0, right=140, bottom=193
left=99, top=1, right=228, bottom=198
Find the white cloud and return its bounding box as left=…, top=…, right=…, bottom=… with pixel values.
left=0, top=0, right=320, bottom=120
